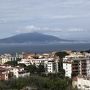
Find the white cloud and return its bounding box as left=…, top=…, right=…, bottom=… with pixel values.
left=16, top=25, right=63, bottom=33
left=16, top=25, right=89, bottom=34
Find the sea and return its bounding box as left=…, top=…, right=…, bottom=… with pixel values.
left=0, top=43, right=90, bottom=54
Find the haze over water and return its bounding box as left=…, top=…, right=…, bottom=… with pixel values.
left=0, top=43, right=89, bottom=54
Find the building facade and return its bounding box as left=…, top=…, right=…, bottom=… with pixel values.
left=63, top=52, right=90, bottom=78
left=77, top=76, right=90, bottom=90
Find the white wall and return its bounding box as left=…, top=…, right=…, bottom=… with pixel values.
left=77, top=77, right=90, bottom=90
left=47, top=62, right=53, bottom=73
left=63, top=63, right=72, bottom=78
left=87, top=60, right=90, bottom=77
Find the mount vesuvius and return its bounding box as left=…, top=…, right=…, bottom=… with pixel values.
left=0, top=32, right=72, bottom=44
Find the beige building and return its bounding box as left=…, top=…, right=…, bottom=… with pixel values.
left=0, top=67, right=9, bottom=80
left=0, top=54, right=12, bottom=64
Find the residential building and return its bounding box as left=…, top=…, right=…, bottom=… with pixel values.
left=0, top=54, right=12, bottom=64
left=63, top=52, right=90, bottom=78
left=18, top=53, right=59, bottom=73
left=0, top=67, right=9, bottom=80
left=47, top=60, right=58, bottom=74
left=18, top=60, right=30, bottom=66
left=77, top=75, right=90, bottom=90
left=0, top=65, right=30, bottom=79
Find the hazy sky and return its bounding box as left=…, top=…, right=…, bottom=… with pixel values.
left=0, top=0, right=90, bottom=40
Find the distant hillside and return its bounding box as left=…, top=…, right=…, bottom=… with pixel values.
left=0, top=32, right=72, bottom=44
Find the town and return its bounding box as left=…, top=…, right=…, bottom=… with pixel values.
left=0, top=50, right=90, bottom=90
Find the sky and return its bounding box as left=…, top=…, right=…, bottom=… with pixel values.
left=0, top=0, right=90, bottom=40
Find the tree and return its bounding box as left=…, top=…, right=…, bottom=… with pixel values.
left=5, top=61, right=18, bottom=66
left=55, top=52, right=68, bottom=71
left=26, top=64, right=37, bottom=74
left=37, top=64, right=45, bottom=75
left=18, top=63, right=26, bottom=68
left=16, top=58, right=21, bottom=61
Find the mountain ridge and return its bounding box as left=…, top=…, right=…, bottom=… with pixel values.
left=0, top=32, right=72, bottom=44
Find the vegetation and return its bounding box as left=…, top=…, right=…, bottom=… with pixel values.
left=55, top=51, right=69, bottom=71
left=25, top=64, right=45, bottom=75
left=0, top=74, right=72, bottom=90
left=37, top=64, right=45, bottom=75
left=5, top=60, right=18, bottom=66
left=25, top=64, right=37, bottom=74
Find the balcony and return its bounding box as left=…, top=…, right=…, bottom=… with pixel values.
left=72, top=68, right=79, bottom=71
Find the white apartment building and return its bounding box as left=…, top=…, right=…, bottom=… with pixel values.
left=63, top=62, right=72, bottom=78
left=63, top=52, right=90, bottom=78
left=47, top=61, right=53, bottom=73
left=9, top=66, right=29, bottom=78
left=77, top=76, right=90, bottom=90
left=86, top=59, right=90, bottom=77
left=18, top=60, right=30, bottom=66
left=47, top=60, right=58, bottom=73
left=10, top=67, right=19, bottom=78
